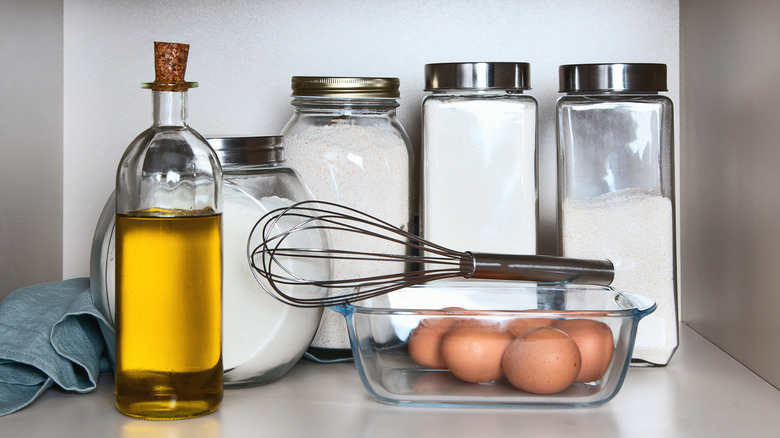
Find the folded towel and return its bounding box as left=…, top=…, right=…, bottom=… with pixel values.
left=0, top=278, right=114, bottom=417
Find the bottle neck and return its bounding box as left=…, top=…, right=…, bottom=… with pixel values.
left=152, top=91, right=188, bottom=127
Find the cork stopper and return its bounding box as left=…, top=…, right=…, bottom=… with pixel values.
left=141, top=41, right=198, bottom=91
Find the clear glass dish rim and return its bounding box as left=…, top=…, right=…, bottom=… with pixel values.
left=334, top=283, right=657, bottom=319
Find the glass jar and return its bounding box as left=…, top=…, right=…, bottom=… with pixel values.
left=422, top=62, right=538, bottom=255
left=280, top=76, right=413, bottom=361
left=556, top=63, right=677, bottom=365
left=91, top=136, right=330, bottom=388
left=209, top=136, right=329, bottom=386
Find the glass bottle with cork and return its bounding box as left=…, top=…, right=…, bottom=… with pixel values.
left=114, top=42, right=223, bottom=419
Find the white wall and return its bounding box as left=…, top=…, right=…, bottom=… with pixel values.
left=62, top=0, right=680, bottom=278
left=680, top=0, right=780, bottom=388
left=0, top=0, right=63, bottom=300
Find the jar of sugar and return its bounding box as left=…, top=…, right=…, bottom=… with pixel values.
left=421, top=62, right=538, bottom=256
left=280, top=77, right=413, bottom=361
left=90, top=136, right=330, bottom=387
left=210, top=136, right=330, bottom=386
left=556, top=63, right=677, bottom=365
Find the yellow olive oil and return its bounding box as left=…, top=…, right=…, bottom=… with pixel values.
left=115, top=212, right=223, bottom=420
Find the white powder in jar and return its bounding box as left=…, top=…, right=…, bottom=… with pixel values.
left=561, top=188, right=676, bottom=365
left=422, top=96, right=537, bottom=254
left=283, top=122, right=410, bottom=350
left=222, top=191, right=325, bottom=384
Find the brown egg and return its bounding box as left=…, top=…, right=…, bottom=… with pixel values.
left=440, top=319, right=514, bottom=383
left=554, top=319, right=614, bottom=383
left=502, top=327, right=581, bottom=394
left=407, top=308, right=464, bottom=369
left=506, top=317, right=556, bottom=337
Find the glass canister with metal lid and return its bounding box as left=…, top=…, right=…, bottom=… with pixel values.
left=211, top=136, right=329, bottom=386
left=280, top=76, right=414, bottom=361
left=90, top=135, right=330, bottom=387
left=556, top=63, right=677, bottom=365
left=422, top=62, right=538, bottom=257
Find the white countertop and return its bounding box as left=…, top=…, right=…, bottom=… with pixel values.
left=2, top=324, right=778, bottom=438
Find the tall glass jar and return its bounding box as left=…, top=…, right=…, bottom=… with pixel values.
left=422, top=62, right=538, bottom=255
left=281, top=76, right=413, bottom=361
left=556, top=63, right=677, bottom=365
left=114, top=42, right=223, bottom=419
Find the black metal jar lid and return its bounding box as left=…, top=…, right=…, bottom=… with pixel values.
left=559, top=63, right=667, bottom=93
left=207, top=136, right=284, bottom=166
left=424, top=62, right=531, bottom=91
left=290, top=76, right=400, bottom=98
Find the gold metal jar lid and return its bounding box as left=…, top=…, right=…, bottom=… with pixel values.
left=290, top=76, right=400, bottom=98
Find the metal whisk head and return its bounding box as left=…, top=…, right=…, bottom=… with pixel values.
left=248, top=200, right=614, bottom=308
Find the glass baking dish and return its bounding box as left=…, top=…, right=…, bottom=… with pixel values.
left=333, top=281, right=655, bottom=408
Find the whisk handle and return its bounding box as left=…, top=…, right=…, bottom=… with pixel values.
left=462, top=252, right=614, bottom=285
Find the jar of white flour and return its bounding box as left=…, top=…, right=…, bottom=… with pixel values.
left=556, top=63, right=677, bottom=365
left=280, top=76, right=413, bottom=361
left=210, top=136, right=329, bottom=386
left=422, top=62, right=538, bottom=256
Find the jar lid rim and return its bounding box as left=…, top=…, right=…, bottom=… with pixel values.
left=424, top=62, right=531, bottom=91
left=558, top=63, right=668, bottom=93
left=290, top=76, right=400, bottom=98
left=207, top=136, right=284, bottom=166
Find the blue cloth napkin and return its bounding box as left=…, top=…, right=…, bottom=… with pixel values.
left=0, top=278, right=115, bottom=417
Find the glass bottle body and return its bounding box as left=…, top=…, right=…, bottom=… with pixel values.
left=114, top=90, right=223, bottom=419
left=557, top=93, right=677, bottom=365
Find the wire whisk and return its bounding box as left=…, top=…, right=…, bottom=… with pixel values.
left=248, top=200, right=614, bottom=308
